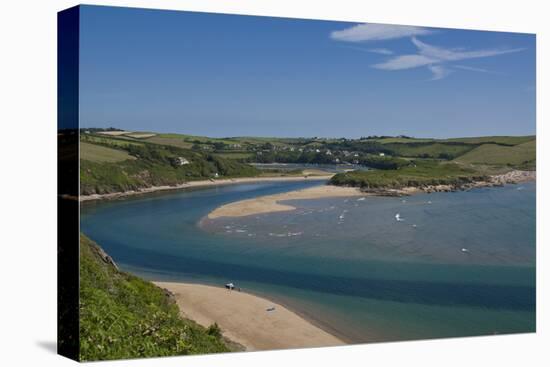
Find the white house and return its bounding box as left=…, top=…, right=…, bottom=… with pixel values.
left=174, top=157, right=190, bottom=166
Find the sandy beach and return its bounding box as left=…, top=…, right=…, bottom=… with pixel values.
left=154, top=282, right=344, bottom=351
left=208, top=185, right=365, bottom=218
left=79, top=175, right=332, bottom=202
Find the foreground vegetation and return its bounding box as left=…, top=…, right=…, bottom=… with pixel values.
left=79, top=234, right=230, bottom=361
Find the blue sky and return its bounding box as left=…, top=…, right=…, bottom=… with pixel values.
left=79, top=5, right=536, bottom=138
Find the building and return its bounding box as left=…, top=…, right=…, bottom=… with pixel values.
left=173, top=157, right=190, bottom=166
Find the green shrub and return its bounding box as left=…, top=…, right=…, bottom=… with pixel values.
left=79, top=234, right=230, bottom=361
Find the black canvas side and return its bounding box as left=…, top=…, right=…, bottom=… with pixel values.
left=57, top=5, right=80, bottom=361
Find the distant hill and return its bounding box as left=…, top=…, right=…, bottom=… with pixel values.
left=79, top=130, right=535, bottom=195
left=79, top=133, right=259, bottom=195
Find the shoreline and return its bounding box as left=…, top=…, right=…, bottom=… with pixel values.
left=207, top=170, right=536, bottom=219
left=154, top=281, right=345, bottom=351
left=364, top=169, right=536, bottom=196
left=79, top=175, right=332, bottom=202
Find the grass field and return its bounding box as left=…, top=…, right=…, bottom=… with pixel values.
left=444, top=136, right=535, bottom=146
left=454, top=140, right=536, bottom=167
left=80, top=142, right=136, bottom=163
left=142, top=135, right=195, bottom=148
left=79, top=234, right=230, bottom=361
left=369, top=137, right=436, bottom=144
left=215, top=151, right=255, bottom=160
left=383, top=142, right=476, bottom=159
left=82, top=134, right=145, bottom=148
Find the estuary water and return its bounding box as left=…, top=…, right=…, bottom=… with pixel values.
left=80, top=180, right=535, bottom=343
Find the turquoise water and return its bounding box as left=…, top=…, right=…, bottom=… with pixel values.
left=80, top=180, right=536, bottom=343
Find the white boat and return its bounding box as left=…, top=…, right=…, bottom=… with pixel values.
left=395, top=213, right=403, bottom=221
left=461, top=248, right=470, bottom=253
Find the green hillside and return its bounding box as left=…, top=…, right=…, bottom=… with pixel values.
left=80, top=134, right=259, bottom=195
left=80, top=142, right=136, bottom=163
left=454, top=140, right=536, bottom=168
left=444, top=135, right=535, bottom=146
left=382, top=142, right=476, bottom=159
left=79, top=234, right=231, bottom=361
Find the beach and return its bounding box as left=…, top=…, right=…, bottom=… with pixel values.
left=79, top=174, right=332, bottom=202
left=154, top=282, right=344, bottom=351
left=208, top=185, right=365, bottom=218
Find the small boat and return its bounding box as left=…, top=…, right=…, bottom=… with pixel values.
left=357, top=197, right=366, bottom=201
left=266, top=307, right=276, bottom=312
left=427, top=201, right=432, bottom=204
left=395, top=213, right=403, bottom=221
left=412, top=224, right=417, bottom=228
left=461, top=248, right=470, bottom=253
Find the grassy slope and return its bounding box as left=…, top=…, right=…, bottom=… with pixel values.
left=382, top=142, right=475, bottom=159
left=329, top=161, right=486, bottom=189
left=80, top=142, right=136, bottom=163
left=79, top=136, right=259, bottom=195
left=444, top=136, right=535, bottom=145
left=79, top=234, right=230, bottom=361
left=454, top=140, right=536, bottom=167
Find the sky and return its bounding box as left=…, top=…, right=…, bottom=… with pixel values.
left=79, top=5, right=536, bottom=138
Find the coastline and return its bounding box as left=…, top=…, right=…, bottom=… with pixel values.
left=207, top=169, right=536, bottom=219
left=154, top=281, right=345, bottom=351
left=372, top=169, right=537, bottom=196
left=79, top=175, right=332, bottom=202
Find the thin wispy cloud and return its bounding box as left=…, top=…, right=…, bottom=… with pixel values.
left=411, top=37, right=524, bottom=62
left=453, top=65, right=504, bottom=75
left=428, top=65, right=452, bottom=81
left=331, top=24, right=524, bottom=81
left=372, top=37, right=524, bottom=80
left=331, top=23, right=433, bottom=42
left=338, top=45, right=395, bottom=55
left=368, top=48, right=394, bottom=55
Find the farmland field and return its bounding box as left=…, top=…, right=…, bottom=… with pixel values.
left=444, top=136, right=535, bottom=146
left=80, top=142, right=136, bottom=163
left=454, top=140, right=536, bottom=166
